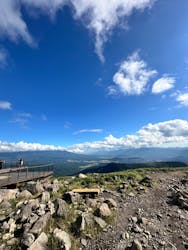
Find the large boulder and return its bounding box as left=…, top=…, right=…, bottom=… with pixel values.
left=53, top=228, right=71, bottom=250
left=54, top=198, right=67, bottom=218
left=0, top=189, right=18, bottom=201
left=28, top=232, right=48, bottom=250
left=17, top=190, right=32, bottom=200
left=63, top=191, right=81, bottom=204
left=30, top=212, right=51, bottom=235
left=20, top=199, right=40, bottom=222
left=26, top=181, right=44, bottom=195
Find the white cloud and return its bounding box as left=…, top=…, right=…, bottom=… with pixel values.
left=0, top=101, right=12, bottom=110
left=152, top=76, right=175, bottom=94
left=71, top=0, right=154, bottom=61
left=0, top=49, right=7, bottom=67
left=1, top=119, right=188, bottom=153
left=176, top=93, right=188, bottom=107
left=0, top=141, right=65, bottom=152
left=67, top=119, right=188, bottom=153
left=109, top=52, right=157, bottom=95
left=73, top=129, right=103, bottom=135
left=0, top=0, right=154, bottom=61
left=0, top=0, right=33, bottom=44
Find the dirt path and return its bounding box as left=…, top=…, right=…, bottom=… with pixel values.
left=86, top=171, right=188, bottom=250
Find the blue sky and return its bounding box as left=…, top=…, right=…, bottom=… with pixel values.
left=0, top=0, right=188, bottom=153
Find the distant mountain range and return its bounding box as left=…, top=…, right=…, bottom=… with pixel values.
left=0, top=147, right=188, bottom=176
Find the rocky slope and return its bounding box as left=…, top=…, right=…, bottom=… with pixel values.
left=0, top=168, right=187, bottom=250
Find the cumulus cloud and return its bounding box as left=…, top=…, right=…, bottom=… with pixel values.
left=176, top=93, right=188, bottom=106
left=68, top=119, right=188, bottom=153
left=0, top=101, right=12, bottom=110
left=152, top=76, right=175, bottom=94
left=73, top=128, right=103, bottom=135
left=0, top=0, right=154, bottom=61
left=108, top=52, right=157, bottom=96
left=1, top=119, right=188, bottom=153
left=0, top=141, right=65, bottom=152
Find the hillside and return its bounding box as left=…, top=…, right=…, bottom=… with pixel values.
left=80, top=161, right=187, bottom=174
left=0, top=167, right=187, bottom=249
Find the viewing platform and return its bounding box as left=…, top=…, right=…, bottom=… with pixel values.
left=0, top=164, right=54, bottom=187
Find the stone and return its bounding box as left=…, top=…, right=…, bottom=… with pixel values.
left=7, top=238, right=19, bottom=246
left=17, top=190, right=32, bottom=199
left=0, top=189, right=18, bottom=201
left=0, top=201, right=12, bottom=209
left=94, top=216, right=107, bottom=229
left=54, top=198, right=67, bottom=218
left=131, top=239, right=143, bottom=250
left=27, top=181, right=44, bottom=195
left=104, top=198, right=117, bottom=209
left=63, top=191, right=81, bottom=204
left=30, top=212, right=51, bottom=235
left=8, top=218, right=16, bottom=234
left=78, top=173, right=87, bottom=179
left=41, top=191, right=50, bottom=203
left=28, top=232, right=48, bottom=250
left=47, top=200, right=55, bottom=215
left=22, top=233, right=35, bottom=247
left=28, top=213, right=39, bottom=225
left=53, top=228, right=71, bottom=250
left=37, top=204, right=46, bottom=216
left=99, top=203, right=112, bottom=217
left=81, top=238, right=87, bottom=246
left=74, top=214, right=85, bottom=232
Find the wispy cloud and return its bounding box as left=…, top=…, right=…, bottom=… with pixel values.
left=0, top=101, right=12, bottom=110
left=108, top=52, right=157, bottom=96
left=64, top=121, right=72, bottom=129
left=0, top=49, right=7, bottom=68
left=0, top=0, right=155, bottom=61
left=73, top=129, right=103, bottom=135
left=152, top=76, right=175, bottom=94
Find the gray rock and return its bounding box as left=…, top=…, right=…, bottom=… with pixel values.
left=17, top=190, right=32, bottom=199
left=131, top=239, right=143, bottom=250
left=81, top=238, right=87, bottom=246
left=53, top=228, right=71, bottom=250
left=54, top=198, right=67, bottom=217
left=63, top=191, right=81, bottom=204
left=0, top=189, right=18, bottom=201
left=27, top=181, right=44, bottom=195
left=94, top=216, right=107, bottom=229
left=7, top=218, right=16, bottom=234
left=37, top=204, right=46, bottom=216
left=41, top=192, right=50, bottom=203
left=104, top=198, right=117, bottom=209
left=28, top=232, right=48, bottom=250
left=78, top=173, right=87, bottom=179
left=22, top=233, right=35, bottom=247
left=0, top=200, right=12, bottom=209
left=30, top=212, right=51, bottom=235
left=28, top=213, right=39, bottom=225
left=47, top=200, right=55, bottom=215
left=99, top=203, right=112, bottom=217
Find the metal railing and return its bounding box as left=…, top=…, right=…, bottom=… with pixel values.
left=0, top=164, right=54, bottom=187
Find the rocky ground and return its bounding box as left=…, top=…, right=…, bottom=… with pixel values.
left=0, top=169, right=187, bottom=250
